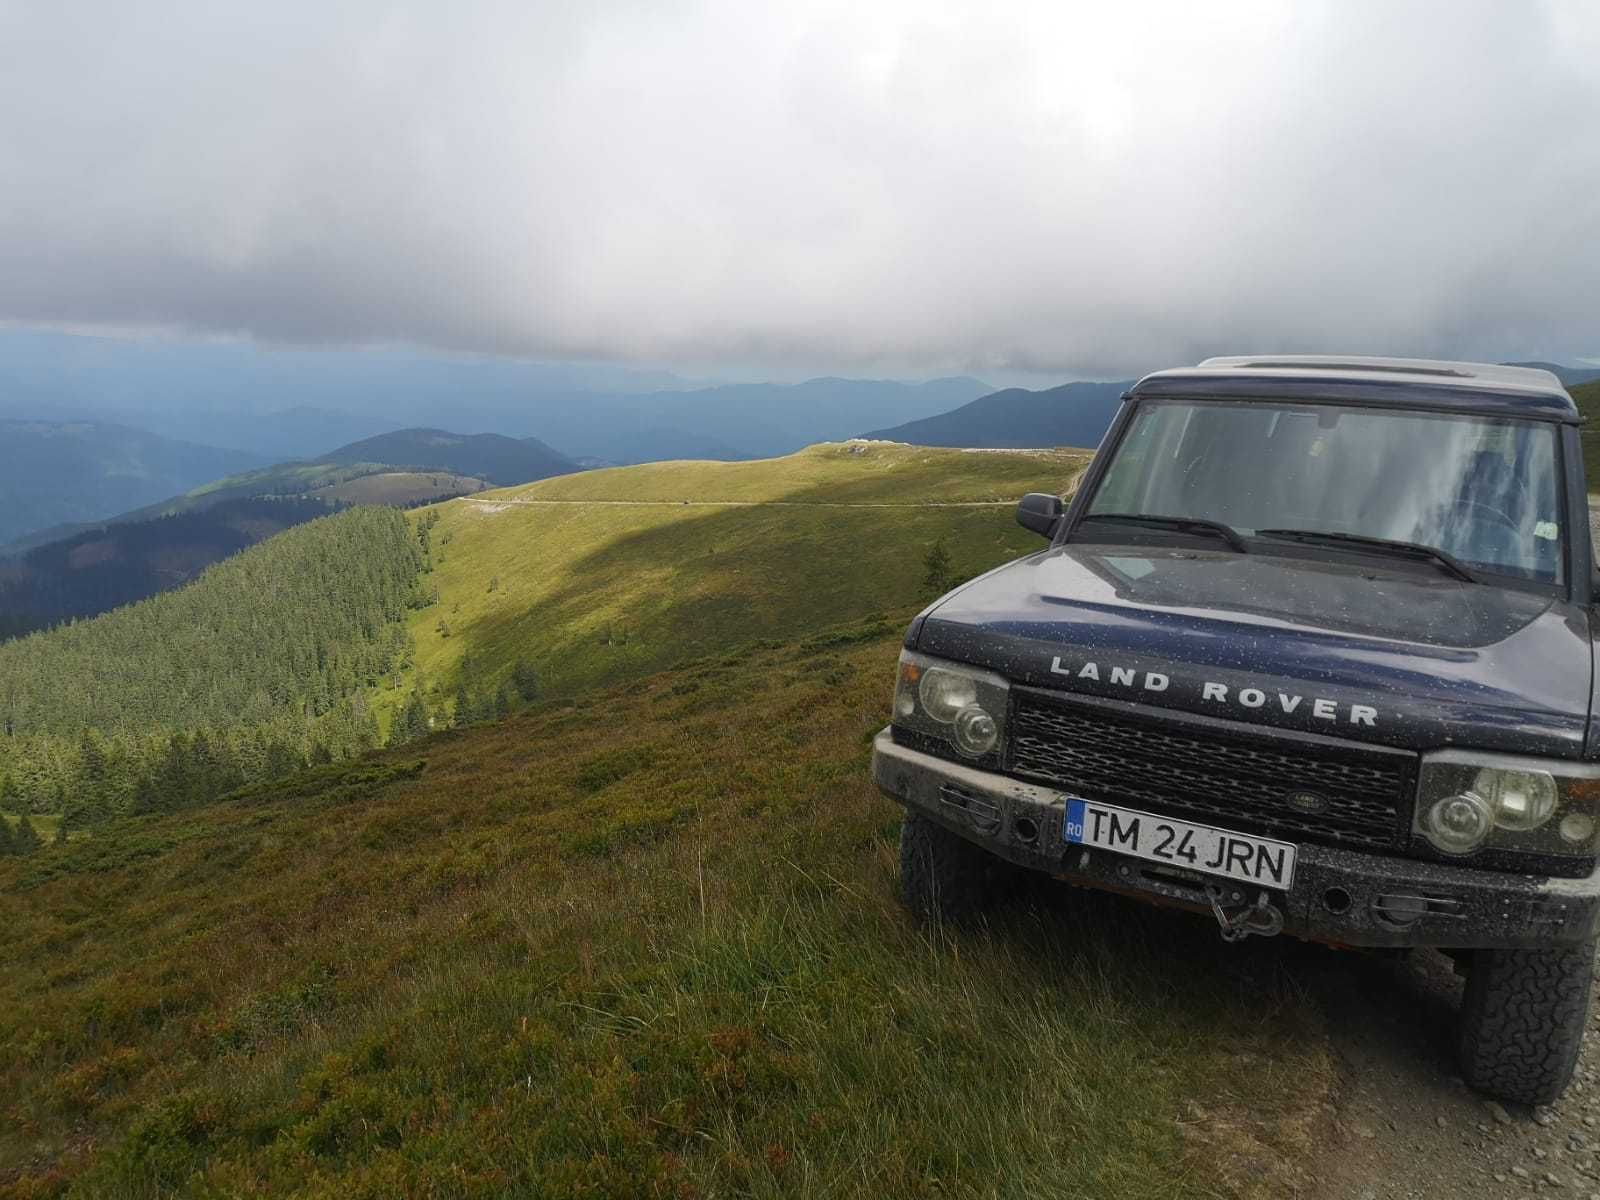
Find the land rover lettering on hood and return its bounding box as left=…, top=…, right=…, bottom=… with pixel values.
left=872, top=356, right=1600, bottom=1109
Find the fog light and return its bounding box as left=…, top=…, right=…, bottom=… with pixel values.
left=1425, top=792, right=1493, bottom=854
left=952, top=705, right=999, bottom=757
left=1560, top=812, right=1596, bottom=846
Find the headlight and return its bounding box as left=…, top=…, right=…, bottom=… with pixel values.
left=919, top=668, right=978, bottom=723
left=1415, top=752, right=1600, bottom=858
left=893, top=650, right=1009, bottom=760
left=1473, top=767, right=1557, bottom=831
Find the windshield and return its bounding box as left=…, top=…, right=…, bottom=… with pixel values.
left=1086, top=401, right=1565, bottom=585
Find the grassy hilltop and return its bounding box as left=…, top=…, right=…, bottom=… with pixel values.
left=399, top=442, right=1091, bottom=710
left=1573, top=378, right=1600, bottom=492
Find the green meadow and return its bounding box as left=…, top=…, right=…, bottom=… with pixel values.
left=0, top=623, right=1332, bottom=1198
left=399, top=442, right=1092, bottom=711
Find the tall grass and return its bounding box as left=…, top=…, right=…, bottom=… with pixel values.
left=0, top=626, right=1332, bottom=1198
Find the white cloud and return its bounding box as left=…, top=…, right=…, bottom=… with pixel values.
left=0, top=0, right=1595, bottom=374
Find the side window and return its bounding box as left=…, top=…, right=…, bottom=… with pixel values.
left=1090, top=407, right=1162, bottom=513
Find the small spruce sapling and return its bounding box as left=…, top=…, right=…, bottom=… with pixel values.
left=511, top=660, right=540, bottom=701
left=922, top=538, right=954, bottom=596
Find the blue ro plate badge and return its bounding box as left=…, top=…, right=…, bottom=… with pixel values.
left=1063, top=797, right=1297, bottom=888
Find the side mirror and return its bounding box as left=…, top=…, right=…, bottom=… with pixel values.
left=1016, top=492, right=1064, bottom=538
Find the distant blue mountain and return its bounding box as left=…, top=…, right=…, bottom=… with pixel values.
left=526, top=376, right=994, bottom=462
left=0, top=330, right=991, bottom=462
left=0, top=419, right=267, bottom=546
left=1503, top=362, right=1600, bottom=389
left=863, top=380, right=1131, bottom=450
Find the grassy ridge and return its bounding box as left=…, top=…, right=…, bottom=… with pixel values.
left=0, top=624, right=1332, bottom=1198
left=310, top=471, right=489, bottom=507
left=1573, top=378, right=1600, bottom=492
left=404, top=442, right=1091, bottom=707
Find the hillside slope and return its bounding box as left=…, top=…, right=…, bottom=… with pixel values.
left=400, top=441, right=1093, bottom=709
left=0, top=507, right=424, bottom=818
left=2, top=427, right=562, bottom=556
left=0, top=497, right=331, bottom=640
left=1573, top=378, right=1600, bottom=492
left=0, top=441, right=1087, bottom=822
left=863, top=380, right=1130, bottom=450
left=0, top=626, right=1333, bottom=1197
left=316, top=429, right=577, bottom=485
left=0, top=421, right=266, bottom=546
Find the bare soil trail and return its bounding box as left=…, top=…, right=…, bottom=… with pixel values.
left=1303, top=507, right=1600, bottom=1199
left=1302, top=947, right=1600, bottom=1199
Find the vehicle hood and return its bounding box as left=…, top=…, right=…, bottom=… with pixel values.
left=917, top=545, right=1593, bottom=757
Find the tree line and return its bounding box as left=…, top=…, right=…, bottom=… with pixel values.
left=0, top=496, right=334, bottom=640
left=0, top=507, right=432, bottom=826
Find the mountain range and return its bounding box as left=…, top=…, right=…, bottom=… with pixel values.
left=313, top=429, right=577, bottom=484
left=863, top=380, right=1131, bottom=449
left=1506, top=362, right=1600, bottom=389
left=0, top=420, right=267, bottom=547
left=526, top=376, right=994, bottom=462
left=0, top=329, right=992, bottom=462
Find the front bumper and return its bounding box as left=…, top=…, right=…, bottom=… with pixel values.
left=872, top=729, right=1600, bottom=950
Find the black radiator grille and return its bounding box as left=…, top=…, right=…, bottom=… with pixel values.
left=1008, top=690, right=1415, bottom=852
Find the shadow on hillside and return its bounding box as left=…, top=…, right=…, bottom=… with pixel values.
left=460, top=450, right=1083, bottom=693
left=462, top=451, right=1475, bottom=1093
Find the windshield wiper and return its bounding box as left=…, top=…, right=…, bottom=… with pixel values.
left=1077, top=512, right=1248, bottom=553
left=1255, top=528, right=1478, bottom=583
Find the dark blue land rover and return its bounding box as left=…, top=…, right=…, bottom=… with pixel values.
left=872, top=356, right=1600, bottom=1105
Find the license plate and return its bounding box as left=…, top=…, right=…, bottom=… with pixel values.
left=1062, top=798, right=1297, bottom=889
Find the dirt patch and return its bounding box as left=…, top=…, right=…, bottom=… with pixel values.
left=1303, top=948, right=1600, bottom=1199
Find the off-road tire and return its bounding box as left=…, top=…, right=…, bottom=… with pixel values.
left=899, top=810, right=1006, bottom=925
left=1458, top=940, right=1595, bottom=1106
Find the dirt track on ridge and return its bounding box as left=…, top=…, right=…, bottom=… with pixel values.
left=1301, top=506, right=1600, bottom=1200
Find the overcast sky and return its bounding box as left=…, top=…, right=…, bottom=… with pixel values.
left=1, top=0, right=1597, bottom=379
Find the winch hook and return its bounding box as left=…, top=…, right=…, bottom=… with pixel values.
left=1205, top=884, right=1285, bottom=942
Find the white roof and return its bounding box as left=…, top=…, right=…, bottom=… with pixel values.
left=1194, top=355, right=1566, bottom=396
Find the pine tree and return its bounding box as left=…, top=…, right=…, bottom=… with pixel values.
left=13, top=816, right=43, bottom=855
left=130, top=772, right=161, bottom=816
left=453, top=684, right=473, bottom=728
left=157, top=732, right=194, bottom=811
left=54, top=812, right=70, bottom=846
left=0, top=769, right=18, bottom=815
left=0, top=819, right=14, bottom=857
left=263, top=741, right=303, bottom=780
left=389, top=689, right=430, bottom=746
left=922, top=538, right=954, bottom=595
left=495, top=685, right=512, bottom=719
left=77, top=729, right=113, bottom=820
left=511, top=660, right=540, bottom=701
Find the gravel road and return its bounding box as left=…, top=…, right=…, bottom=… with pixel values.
left=1307, top=507, right=1600, bottom=1199
left=1305, top=948, right=1600, bottom=1199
